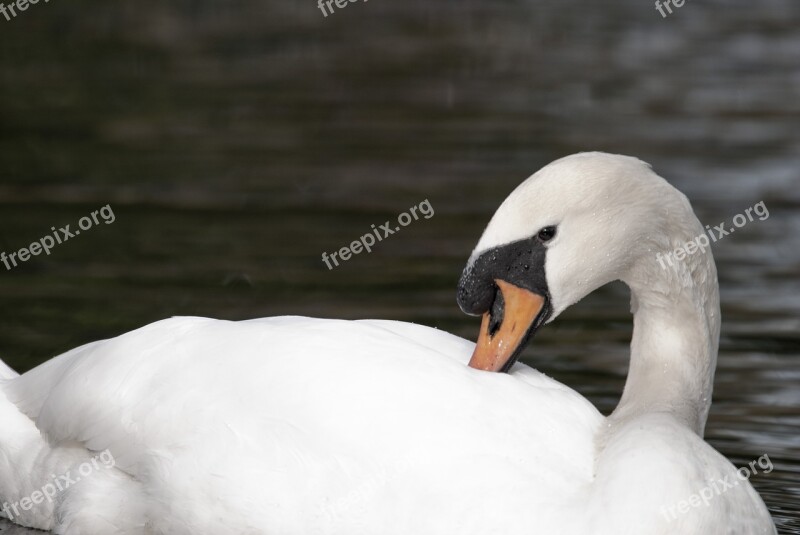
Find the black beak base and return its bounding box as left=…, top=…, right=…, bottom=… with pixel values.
left=457, top=236, right=553, bottom=373
left=457, top=235, right=551, bottom=317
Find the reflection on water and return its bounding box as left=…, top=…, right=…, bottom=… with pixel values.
left=0, top=0, right=798, bottom=532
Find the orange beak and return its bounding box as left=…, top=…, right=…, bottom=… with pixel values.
left=467, top=279, right=547, bottom=372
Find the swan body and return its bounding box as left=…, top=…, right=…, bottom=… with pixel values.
left=0, top=153, right=776, bottom=534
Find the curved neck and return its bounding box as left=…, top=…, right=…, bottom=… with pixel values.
left=610, top=246, right=720, bottom=436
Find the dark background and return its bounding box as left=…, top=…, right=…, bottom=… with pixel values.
left=0, top=0, right=798, bottom=531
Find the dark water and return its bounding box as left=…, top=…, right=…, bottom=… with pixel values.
left=0, top=0, right=798, bottom=532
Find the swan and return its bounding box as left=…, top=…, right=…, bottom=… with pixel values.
left=0, top=152, right=775, bottom=534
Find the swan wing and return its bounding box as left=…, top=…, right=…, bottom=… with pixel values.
left=4, top=316, right=603, bottom=533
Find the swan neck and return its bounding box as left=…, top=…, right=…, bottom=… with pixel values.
left=611, top=253, right=720, bottom=436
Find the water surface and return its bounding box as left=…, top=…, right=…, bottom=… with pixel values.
left=0, top=0, right=798, bottom=532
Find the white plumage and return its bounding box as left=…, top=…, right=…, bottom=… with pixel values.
left=0, top=153, right=776, bottom=534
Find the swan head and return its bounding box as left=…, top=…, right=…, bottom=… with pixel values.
left=457, top=152, right=703, bottom=372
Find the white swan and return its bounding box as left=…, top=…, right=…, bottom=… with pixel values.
left=0, top=152, right=775, bottom=534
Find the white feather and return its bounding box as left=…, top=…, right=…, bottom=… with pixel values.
left=0, top=153, right=775, bottom=534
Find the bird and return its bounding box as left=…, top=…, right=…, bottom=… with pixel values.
left=0, top=152, right=776, bottom=534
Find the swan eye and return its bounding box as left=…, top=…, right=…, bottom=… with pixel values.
left=537, top=226, right=557, bottom=243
